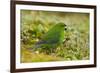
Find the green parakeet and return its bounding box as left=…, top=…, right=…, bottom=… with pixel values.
left=34, top=23, right=67, bottom=54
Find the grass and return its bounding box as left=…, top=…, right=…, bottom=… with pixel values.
left=20, top=10, right=90, bottom=63
left=21, top=46, right=66, bottom=63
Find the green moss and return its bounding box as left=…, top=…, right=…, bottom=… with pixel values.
left=20, top=10, right=90, bottom=63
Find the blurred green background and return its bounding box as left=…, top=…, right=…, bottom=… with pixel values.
left=20, top=10, right=90, bottom=63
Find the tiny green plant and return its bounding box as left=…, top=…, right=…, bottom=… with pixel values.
left=21, top=10, right=89, bottom=62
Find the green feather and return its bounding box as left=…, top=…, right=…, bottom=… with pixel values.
left=34, top=23, right=66, bottom=53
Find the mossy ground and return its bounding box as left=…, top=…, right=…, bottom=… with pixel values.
left=20, top=10, right=90, bottom=63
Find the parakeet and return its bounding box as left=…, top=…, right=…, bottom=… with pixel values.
left=34, top=23, right=67, bottom=54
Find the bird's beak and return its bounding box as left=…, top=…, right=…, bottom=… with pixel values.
left=64, top=24, right=67, bottom=30
left=65, top=27, right=67, bottom=30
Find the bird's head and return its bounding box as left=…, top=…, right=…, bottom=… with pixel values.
left=56, top=22, right=67, bottom=31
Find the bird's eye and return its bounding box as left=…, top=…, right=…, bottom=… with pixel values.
left=64, top=24, right=66, bottom=27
